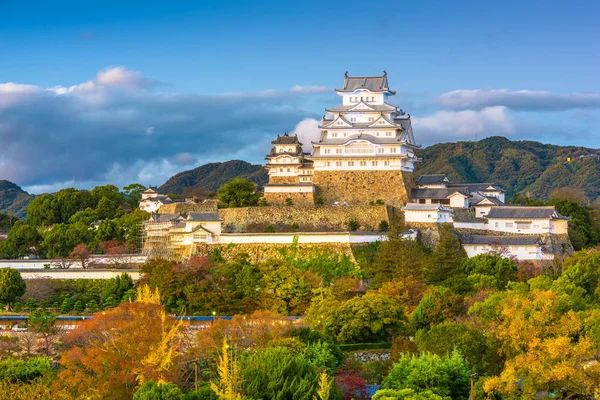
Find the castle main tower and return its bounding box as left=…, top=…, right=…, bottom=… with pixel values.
left=307, top=72, right=420, bottom=205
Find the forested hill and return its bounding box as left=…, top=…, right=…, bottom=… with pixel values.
left=0, top=180, right=34, bottom=219
left=416, top=136, right=600, bottom=202
left=159, top=160, right=269, bottom=196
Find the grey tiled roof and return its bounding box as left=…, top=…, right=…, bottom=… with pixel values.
left=461, top=235, right=542, bottom=246
left=187, top=212, right=221, bottom=221
left=411, top=188, right=470, bottom=199
left=415, top=174, right=450, bottom=185
left=471, top=194, right=505, bottom=206
left=272, top=133, right=302, bottom=145
left=148, top=213, right=181, bottom=223
left=486, top=206, right=568, bottom=220
left=326, top=103, right=397, bottom=112
left=313, top=133, right=403, bottom=146
left=336, top=72, right=395, bottom=94
left=403, top=203, right=453, bottom=211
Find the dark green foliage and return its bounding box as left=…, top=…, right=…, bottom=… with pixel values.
left=0, top=220, right=42, bottom=258
left=122, top=183, right=147, bottom=209
left=314, top=195, right=324, bottom=205
left=428, top=225, right=469, bottom=292
left=369, top=237, right=429, bottom=287
left=382, top=351, right=472, bottom=399
left=134, top=381, right=186, bottom=400
left=410, top=288, right=464, bottom=332
left=264, top=224, right=276, bottom=233
left=290, top=222, right=299, bottom=232
left=102, top=273, right=134, bottom=302
left=378, top=220, right=390, bottom=232
left=415, top=322, right=500, bottom=374
left=0, top=268, right=26, bottom=310
left=285, top=197, right=293, bottom=206
left=462, top=254, right=518, bottom=290
left=241, top=347, right=319, bottom=400
left=0, top=212, right=19, bottom=233
left=159, top=160, right=268, bottom=195
left=550, top=199, right=599, bottom=249
left=217, top=178, right=260, bottom=208
left=347, top=218, right=359, bottom=231
left=309, top=293, right=407, bottom=343
left=0, top=357, right=53, bottom=383
left=338, top=342, right=393, bottom=351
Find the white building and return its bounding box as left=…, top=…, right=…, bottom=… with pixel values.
left=139, top=187, right=174, bottom=213
left=461, top=235, right=551, bottom=261
left=309, top=72, right=421, bottom=173
left=485, top=206, right=569, bottom=234
left=410, top=174, right=506, bottom=208
left=402, top=203, right=453, bottom=223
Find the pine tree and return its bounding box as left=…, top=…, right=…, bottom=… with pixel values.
left=60, top=298, right=72, bottom=314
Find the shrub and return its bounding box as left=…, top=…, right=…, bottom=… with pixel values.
left=314, top=196, right=324, bottom=205
left=378, top=220, right=390, bottom=232
left=347, top=219, right=360, bottom=231
left=285, top=197, right=293, bottom=206
left=290, top=223, right=299, bottom=232
left=0, top=357, right=53, bottom=383
left=257, top=198, right=269, bottom=207
left=264, top=225, right=276, bottom=233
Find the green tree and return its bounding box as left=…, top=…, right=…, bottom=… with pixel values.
left=371, top=237, right=429, bottom=287
left=133, top=381, right=185, bottom=400
left=382, top=351, right=472, bottom=399
left=60, top=298, right=72, bottom=314
left=0, top=221, right=42, bottom=258
left=410, top=288, right=464, bottom=332
left=217, top=178, right=260, bottom=208
left=462, top=254, right=517, bottom=291
left=241, top=347, right=320, bottom=400
left=90, top=184, right=124, bottom=208
left=308, top=292, right=407, bottom=343
left=28, top=309, right=58, bottom=356
left=0, top=268, right=26, bottom=311
left=123, top=183, right=147, bottom=209
left=428, top=225, right=468, bottom=292
left=26, top=194, right=59, bottom=227
left=96, top=196, right=123, bottom=220
left=25, top=297, right=37, bottom=312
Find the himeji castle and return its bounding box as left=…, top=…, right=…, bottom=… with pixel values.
left=264, top=72, right=421, bottom=206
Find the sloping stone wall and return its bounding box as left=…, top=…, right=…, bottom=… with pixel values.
left=312, top=170, right=413, bottom=206
left=158, top=201, right=218, bottom=214
left=218, top=205, right=389, bottom=233
left=264, top=191, right=314, bottom=206
left=269, top=176, right=299, bottom=184
left=193, top=242, right=356, bottom=264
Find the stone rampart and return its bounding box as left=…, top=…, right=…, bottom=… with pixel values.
left=312, top=170, right=413, bottom=206
left=158, top=201, right=218, bottom=214
left=192, top=242, right=356, bottom=264
left=218, top=205, right=389, bottom=233
left=264, top=191, right=314, bottom=206
left=269, top=176, right=299, bottom=184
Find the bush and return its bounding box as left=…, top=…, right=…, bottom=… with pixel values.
left=0, top=357, right=53, bottom=383
left=133, top=381, right=184, bottom=400
left=290, top=223, right=299, bottom=232
left=285, top=197, right=293, bottom=206
left=264, top=224, right=276, bottom=233
left=347, top=219, right=360, bottom=231
left=338, top=342, right=393, bottom=351
left=314, top=196, right=324, bottom=205
left=378, top=220, right=390, bottom=232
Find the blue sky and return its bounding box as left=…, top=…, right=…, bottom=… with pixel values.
left=0, top=0, right=599, bottom=192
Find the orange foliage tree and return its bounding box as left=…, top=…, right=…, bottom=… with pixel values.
left=56, top=286, right=184, bottom=399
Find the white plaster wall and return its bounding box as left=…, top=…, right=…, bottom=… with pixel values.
left=453, top=221, right=486, bottom=230
left=486, top=218, right=555, bottom=234
left=140, top=200, right=162, bottom=213
left=264, top=186, right=314, bottom=193
left=474, top=206, right=492, bottom=218
left=449, top=195, right=469, bottom=208
left=463, top=244, right=545, bottom=260
left=404, top=210, right=450, bottom=223
left=19, top=270, right=140, bottom=280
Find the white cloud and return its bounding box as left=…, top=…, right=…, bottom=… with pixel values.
left=413, top=106, right=514, bottom=143
left=0, top=67, right=323, bottom=191
left=438, top=89, right=600, bottom=111
left=293, top=118, right=321, bottom=152
left=290, top=85, right=330, bottom=94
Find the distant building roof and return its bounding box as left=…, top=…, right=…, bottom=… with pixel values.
left=402, top=203, right=453, bottom=212
left=410, top=188, right=470, bottom=199
left=272, top=133, right=302, bottom=145
left=147, top=213, right=182, bottom=223
left=486, top=206, right=569, bottom=220
left=143, top=187, right=158, bottom=193
left=415, top=174, right=450, bottom=185
left=471, top=193, right=505, bottom=206
left=461, top=235, right=542, bottom=246
left=335, top=72, right=395, bottom=94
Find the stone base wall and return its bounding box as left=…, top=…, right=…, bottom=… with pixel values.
left=218, top=205, right=389, bottom=233
left=192, top=242, right=356, bottom=264
left=312, top=170, right=413, bottom=206
left=264, top=191, right=314, bottom=206
left=158, top=201, right=218, bottom=214
left=268, top=176, right=299, bottom=184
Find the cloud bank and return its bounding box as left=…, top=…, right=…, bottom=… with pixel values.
left=438, top=89, right=600, bottom=111
left=0, top=67, right=324, bottom=192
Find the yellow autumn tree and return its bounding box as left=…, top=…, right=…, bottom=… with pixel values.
left=210, top=338, right=243, bottom=400
left=136, top=284, right=161, bottom=304
left=315, top=372, right=333, bottom=400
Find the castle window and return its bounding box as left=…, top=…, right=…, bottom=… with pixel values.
left=386, top=132, right=392, bottom=137
left=324, top=149, right=330, bottom=154
left=377, top=148, right=384, bottom=153
left=372, top=161, right=378, bottom=166
left=506, top=222, right=513, bottom=228
left=326, top=162, right=331, bottom=166
left=376, top=132, right=380, bottom=136
left=336, top=161, right=342, bottom=166
left=390, top=148, right=397, bottom=153
left=279, top=168, right=283, bottom=172
left=287, top=168, right=290, bottom=172
left=336, top=149, right=342, bottom=154
left=384, top=161, right=390, bottom=166
left=360, top=161, right=366, bottom=166
left=350, top=117, right=356, bottom=122
left=343, top=132, right=347, bottom=137
left=348, top=161, right=354, bottom=166
left=360, top=97, right=363, bottom=101
left=331, top=132, right=338, bottom=138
